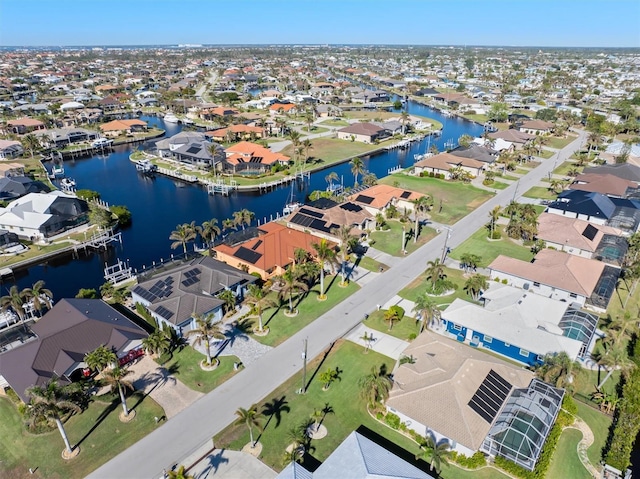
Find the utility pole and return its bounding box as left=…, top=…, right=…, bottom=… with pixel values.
left=440, top=226, right=453, bottom=263
left=299, top=338, right=308, bottom=394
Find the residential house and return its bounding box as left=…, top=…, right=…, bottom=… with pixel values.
left=99, top=119, right=148, bottom=138
left=488, top=129, right=534, bottom=149
left=351, top=89, right=390, bottom=103
left=0, top=176, right=51, bottom=200
left=536, top=213, right=627, bottom=266
left=268, top=103, right=298, bottom=116
left=6, top=118, right=46, bottom=135
left=213, top=222, right=334, bottom=280
left=205, top=124, right=265, bottom=143
left=0, top=162, right=25, bottom=178
left=569, top=173, right=640, bottom=199
left=198, top=106, right=240, bottom=121
left=519, top=120, right=554, bottom=135
left=439, top=282, right=600, bottom=365
left=413, top=152, right=484, bottom=178
left=337, top=122, right=386, bottom=144
left=449, top=145, right=498, bottom=166
left=488, top=249, right=619, bottom=312
left=0, top=191, right=89, bottom=241
left=131, top=256, right=256, bottom=335
left=583, top=163, right=640, bottom=184
left=600, top=141, right=640, bottom=164
left=0, top=299, right=148, bottom=402
left=36, top=127, right=99, bottom=148
left=347, top=184, right=426, bottom=216
left=0, top=140, right=24, bottom=159
left=156, top=131, right=225, bottom=169
left=222, top=141, right=289, bottom=174
left=387, top=330, right=563, bottom=472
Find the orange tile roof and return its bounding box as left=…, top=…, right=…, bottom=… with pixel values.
left=348, top=184, right=426, bottom=209
left=99, top=119, right=147, bottom=131
left=224, top=141, right=289, bottom=166
left=269, top=103, right=297, bottom=112
left=207, top=125, right=264, bottom=138
left=7, top=117, right=45, bottom=127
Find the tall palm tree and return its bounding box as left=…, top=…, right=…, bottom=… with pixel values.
left=425, top=259, right=446, bottom=289
left=596, top=342, right=636, bottom=390
left=277, top=268, right=309, bottom=314
left=412, top=195, right=433, bottom=243
left=358, top=365, right=393, bottom=410
left=325, top=171, right=338, bottom=191
left=142, top=330, right=171, bottom=357
left=102, top=366, right=135, bottom=418
left=488, top=205, right=501, bottom=238
left=218, top=289, right=237, bottom=315
left=417, top=434, right=452, bottom=474
left=350, top=157, right=365, bottom=186
left=332, top=225, right=356, bottom=286
left=234, top=404, right=263, bottom=448
left=312, top=239, right=338, bottom=299
left=26, top=379, right=83, bottom=456
left=464, top=274, right=489, bottom=301
left=536, top=352, right=581, bottom=392
left=413, top=292, right=440, bottom=332
left=186, top=313, right=226, bottom=366
left=302, top=138, right=313, bottom=162
left=22, top=280, right=53, bottom=317
left=169, top=222, right=197, bottom=254
left=400, top=111, right=410, bottom=134
left=0, top=285, right=28, bottom=327
left=197, top=218, right=221, bottom=247
left=245, top=284, right=277, bottom=333
left=84, top=345, right=117, bottom=373
left=20, top=133, right=41, bottom=158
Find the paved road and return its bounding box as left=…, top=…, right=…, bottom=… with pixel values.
left=88, top=131, right=586, bottom=479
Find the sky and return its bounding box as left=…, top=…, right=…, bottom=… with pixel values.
left=0, top=0, right=639, bottom=48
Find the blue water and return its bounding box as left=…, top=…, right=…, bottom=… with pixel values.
left=2, top=101, right=483, bottom=299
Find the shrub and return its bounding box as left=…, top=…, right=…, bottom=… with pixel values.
left=110, top=205, right=132, bottom=226
left=376, top=411, right=384, bottom=420
left=451, top=451, right=487, bottom=469
left=491, top=231, right=502, bottom=240
left=604, top=366, right=640, bottom=470
left=388, top=305, right=405, bottom=320
left=408, top=333, right=417, bottom=341
left=5, top=387, right=21, bottom=405
left=502, top=279, right=508, bottom=284
left=384, top=412, right=401, bottom=429
left=76, top=189, right=100, bottom=201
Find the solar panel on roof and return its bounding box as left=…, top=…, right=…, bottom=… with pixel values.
left=355, top=195, right=375, bottom=204
left=235, top=246, right=262, bottom=264
left=155, top=306, right=174, bottom=320
left=252, top=240, right=263, bottom=250
left=186, top=146, right=201, bottom=154
left=400, top=191, right=412, bottom=199
left=290, top=213, right=315, bottom=228
left=340, top=202, right=362, bottom=212
left=468, top=369, right=512, bottom=423
left=582, top=224, right=598, bottom=241
left=192, top=268, right=201, bottom=275
left=298, top=207, right=324, bottom=218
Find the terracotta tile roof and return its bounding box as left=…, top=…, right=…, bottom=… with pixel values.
left=569, top=173, right=638, bottom=197
left=414, top=151, right=484, bottom=170
left=489, top=249, right=606, bottom=296
left=489, top=129, right=534, bottom=143
left=338, top=122, right=385, bottom=136
left=347, top=184, right=426, bottom=209
left=99, top=119, right=147, bottom=131
left=387, top=330, right=533, bottom=450
left=7, top=117, right=45, bottom=127
left=224, top=141, right=289, bottom=166
left=269, top=103, right=297, bottom=112
left=536, top=213, right=622, bottom=253
left=206, top=124, right=264, bottom=138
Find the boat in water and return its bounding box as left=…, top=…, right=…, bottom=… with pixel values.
left=134, top=159, right=158, bottom=174
left=60, top=177, right=76, bottom=191
left=92, top=137, right=113, bottom=148
left=282, top=182, right=302, bottom=216
left=164, top=112, right=179, bottom=123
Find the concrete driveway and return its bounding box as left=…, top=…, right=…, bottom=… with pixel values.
left=188, top=449, right=276, bottom=479
left=345, top=323, right=410, bottom=360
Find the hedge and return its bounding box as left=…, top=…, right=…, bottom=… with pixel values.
left=450, top=451, right=486, bottom=469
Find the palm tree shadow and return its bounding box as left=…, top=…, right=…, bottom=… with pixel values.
left=325, top=274, right=339, bottom=294
left=193, top=449, right=230, bottom=479
left=261, top=395, right=290, bottom=430
left=133, top=363, right=180, bottom=399
left=75, top=397, right=119, bottom=447
left=263, top=304, right=284, bottom=328
left=305, top=342, right=336, bottom=391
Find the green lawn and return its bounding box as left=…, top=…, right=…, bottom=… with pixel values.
left=522, top=186, right=558, bottom=200
left=553, top=161, right=582, bottom=177
left=514, top=167, right=531, bottom=175
left=546, top=135, right=578, bottom=150
left=280, top=137, right=381, bottom=163
left=353, top=254, right=388, bottom=273
left=364, top=310, right=421, bottom=341
left=369, top=220, right=437, bottom=257
left=537, top=149, right=555, bottom=159
left=449, top=225, right=534, bottom=268
left=575, top=401, right=612, bottom=466
left=250, top=275, right=360, bottom=347
left=319, top=119, right=350, bottom=127
left=546, top=428, right=590, bottom=479
left=399, top=267, right=477, bottom=310
left=157, top=346, right=242, bottom=394
left=461, top=113, right=489, bottom=124
left=0, top=392, right=164, bottom=479
left=490, top=181, right=510, bottom=190
left=573, top=368, right=619, bottom=406
left=379, top=174, right=494, bottom=225
left=300, top=126, right=329, bottom=134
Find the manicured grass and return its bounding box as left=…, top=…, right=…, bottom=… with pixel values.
left=536, top=149, right=555, bottom=159
left=449, top=225, right=534, bottom=268
left=553, top=160, right=582, bottom=177
left=353, top=254, right=388, bottom=272
left=573, top=366, right=620, bottom=408
left=250, top=275, right=360, bottom=347
left=319, top=119, right=349, bottom=127
left=214, top=340, right=427, bottom=472
left=399, top=266, right=476, bottom=310
left=280, top=137, right=381, bottom=163
left=441, top=467, right=511, bottom=479
left=300, top=126, right=329, bottom=134
left=522, top=186, right=558, bottom=200
left=369, top=220, right=437, bottom=257
left=546, top=135, right=578, bottom=150
left=498, top=174, right=519, bottom=181
left=379, top=174, right=494, bottom=225
left=364, top=310, right=421, bottom=341
left=0, top=392, right=164, bottom=479
left=514, top=167, right=531, bottom=175
left=157, top=346, right=242, bottom=394
left=461, top=113, right=489, bottom=124
left=546, top=428, right=590, bottom=479
left=489, top=180, right=510, bottom=190
left=575, top=401, right=612, bottom=466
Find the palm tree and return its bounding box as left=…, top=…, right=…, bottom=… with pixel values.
left=197, top=218, right=221, bottom=248
left=20, top=133, right=41, bottom=158
left=84, top=345, right=117, bottom=373
left=597, top=342, right=636, bottom=390
left=318, top=367, right=341, bottom=390
left=425, top=258, right=446, bottom=289
left=234, top=404, right=263, bottom=448
left=0, top=285, right=28, bottom=327
left=325, top=171, right=339, bottom=191
left=102, top=366, right=135, bottom=418
left=302, top=138, right=313, bottom=162
left=26, top=379, right=83, bottom=456
left=245, top=283, right=277, bottom=333
left=22, top=280, right=53, bottom=317
left=359, top=365, right=393, bottom=410
left=169, top=222, right=197, bottom=254
left=488, top=205, right=501, bottom=238
left=142, top=330, right=171, bottom=357
left=535, top=352, right=581, bottom=392
left=400, top=111, right=410, bottom=134
left=350, top=157, right=365, bottom=186
left=186, top=313, right=226, bottom=366
left=459, top=253, right=482, bottom=273
left=413, top=292, right=440, bottom=332
left=167, top=465, right=194, bottom=479
left=412, top=196, right=433, bottom=243
left=277, top=268, right=309, bottom=314
left=312, top=239, right=338, bottom=299
left=384, top=307, right=403, bottom=330
left=332, top=225, right=356, bottom=286
left=417, top=434, right=452, bottom=474
left=464, top=274, right=489, bottom=301
left=235, top=209, right=255, bottom=230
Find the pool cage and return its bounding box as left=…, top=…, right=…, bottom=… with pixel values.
left=587, top=265, right=621, bottom=310
left=594, top=234, right=628, bottom=266
left=559, top=307, right=600, bottom=359
left=481, top=379, right=564, bottom=471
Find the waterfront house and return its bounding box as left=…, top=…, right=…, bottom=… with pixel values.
left=488, top=249, right=619, bottom=312
left=0, top=162, right=25, bottom=178
left=222, top=141, right=289, bottom=174
left=347, top=184, right=427, bottom=216
left=156, top=131, right=225, bottom=170
left=0, top=191, right=89, bottom=241
left=336, top=122, right=387, bottom=144
left=488, top=129, right=534, bottom=149
left=439, top=282, right=599, bottom=365
left=536, top=213, right=627, bottom=266
left=213, top=222, right=333, bottom=280
left=0, top=176, right=51, bottom=200
left=6, top=118, right=46, bottom=135
left=0, top=299, right=148, bottom=402
left=413, top=152, right=484, bottom=178
left=131, top=256, right=256, bottom=335
left=519, top=120, right=554, bottom=135
left=99, top=119, right=148, bottom=138
left=0, top=140, right=24, bottom=159
left=449, top=144, right=499, bottom=166
left=36, top=127, right=100, bottom=149
left=387, top=330, right=564, bottom=471
left=206, top=124, right=265, bottom=143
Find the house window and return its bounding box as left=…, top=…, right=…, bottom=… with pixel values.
left=504, top=342, right=511, bottom=347
left=537, top=354, right=544, bottom=362
left=519, top=348, right=530, bottom=357
left=484, top=336, right=493, bottom=343
left=533, top=282, right=540, bottom=288
left=452, top=324, right=462, bottom=331
left=569, top=293, right=577, bottom=298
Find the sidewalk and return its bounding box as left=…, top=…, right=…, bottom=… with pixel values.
left=345, top=323, right=410, bottom=360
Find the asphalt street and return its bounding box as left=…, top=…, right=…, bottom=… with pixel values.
left=88, top=130, right=586, bottom=479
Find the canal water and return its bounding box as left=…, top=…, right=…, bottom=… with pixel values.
left=2, top=101, right=483, bottom=299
